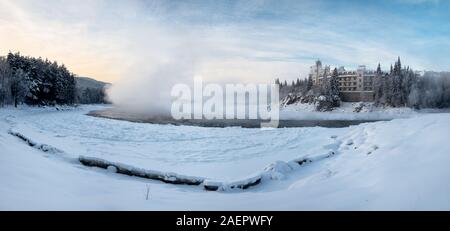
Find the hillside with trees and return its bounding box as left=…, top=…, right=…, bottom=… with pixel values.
left=0, top=52, right=108, bottom=107
left=373, top=58, right=450, bottom=109
left=279, top=57, right=450, bottom=111
left=75, top=77, right=109, bottom=104
left=277, top=67, right=341, bottom=111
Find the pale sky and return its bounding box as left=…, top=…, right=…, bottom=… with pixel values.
left=1, top=0, right=449, bottom=83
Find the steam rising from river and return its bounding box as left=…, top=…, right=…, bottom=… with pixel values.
left=105, top=25, right=205, bottom=117
left=104, top=27, right=283, bottom=117
left=106, top=51, right=198, bottom=117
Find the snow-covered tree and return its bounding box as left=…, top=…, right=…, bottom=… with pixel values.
left=6, top=52, right=76, bottom=105
left=77, top=87, right=106, bottom=104
left=376, top=63, right=382, bottom=75
left=307, top=75, right=313, bottom=91
left=10, top=68, right=29, bottom=107
left=408, top=72, right=450, bottom=108
left=373, top=63, right=384, bottom=105
left=0, top=57, right=12, bottom=106
left=329, top=68, right=340, bottom=98
left=372, top=57, right=450, bottom=108
left=274, top=78, right=280, bottom=85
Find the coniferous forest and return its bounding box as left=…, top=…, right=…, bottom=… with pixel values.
left=0, top=52, right=107, bottom=107
left=278, top=57, right=450, bottom=110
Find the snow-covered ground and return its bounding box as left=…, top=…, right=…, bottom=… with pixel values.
left=1, top=105, right=450, bottom=210
left=281, top=102, right=420, bottom=120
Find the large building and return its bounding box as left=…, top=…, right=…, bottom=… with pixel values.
left=309, top=60, right=377, bottom=102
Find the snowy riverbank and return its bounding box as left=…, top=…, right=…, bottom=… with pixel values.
left=280, top=101, right=444, bottom=120
left=1, top=105, right=450, bottom=210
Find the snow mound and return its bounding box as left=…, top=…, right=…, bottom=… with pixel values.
left=8, top=129, right=65, bottom=154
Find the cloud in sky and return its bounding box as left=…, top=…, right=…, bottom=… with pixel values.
left=0, top=0, right=449, bottom=84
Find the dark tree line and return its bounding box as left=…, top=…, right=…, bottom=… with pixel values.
left=277, top=68, right=340, bottom=106
left=1, top=52, right=76, bottom=106
left=76, top=87, right=107, bottom=104
left=277, top=70, right=340, bottom=111
left=0, top=52, right=108, bottom=107
left=276, top=75, right=315, bottom=98
left=374, top=57, right=450, bottom=108
left=0, top=56, right=13, bottom=106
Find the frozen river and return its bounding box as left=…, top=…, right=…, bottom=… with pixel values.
left=88, top=107, right=384, bottom=128
left=5, top=105, right=356, bottom=180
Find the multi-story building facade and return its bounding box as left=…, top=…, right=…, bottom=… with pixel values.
left=309, top=60, right=377, bottom=102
